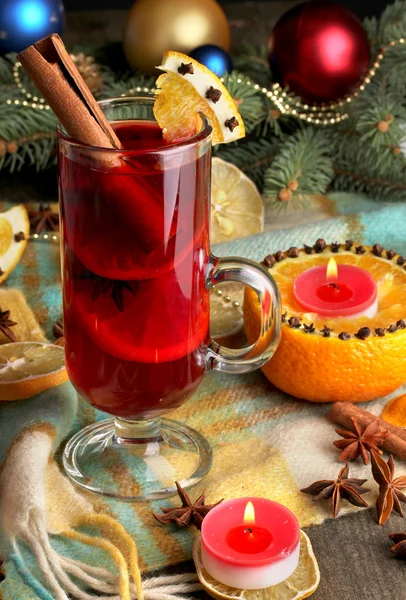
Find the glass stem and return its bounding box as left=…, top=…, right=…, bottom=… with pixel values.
left=114, top=417, right=163, bottom=445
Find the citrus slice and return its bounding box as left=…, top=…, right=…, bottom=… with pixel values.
left=193, top=530, right=320, bottom=600
left=70, top=249, right=209, bottom=363
left=0, top=205, right=30, bottom=284
left=0, top=342, right=68, bottom=401
left=244, top=242, right=406, bottom=403
left=154, top=51, right=245, bottom=145
left=211, top=158, right=264, bottom=244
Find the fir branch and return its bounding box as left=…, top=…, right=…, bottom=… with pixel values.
left=364, top=0, right=406, bottom=54
left=331, top=129, right=406, bottom=201
left=233, top=44, right=271, bottom=86
left=0, top=54, right=15, bottom=84
left=262, top=128, right=334, bottom=203
left=355, top=99, right=406, bottom=163
left=214, top=136, right=279, bottom=189
left=0, top=136, right=56, bottom=172
left=221, top=71, right=265, bottom=133
left=0, top=105, right=56, bottom=141
left=0, top=2, right=404, bottom=201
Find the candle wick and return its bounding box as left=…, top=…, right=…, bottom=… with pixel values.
left=327, top=282, right=340, bottom=291
left=244, top=527, right=253, bottom=534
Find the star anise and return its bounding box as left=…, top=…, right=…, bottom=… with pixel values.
left=28, top=204, right=59, bottom=234
left=153, top=481, right=223, bottom=530
left=0, top=308, right=17, bottom=342
left=92, top=278, right=136, bottom=312
left=371, top=450, right=406, bottom=525
left=301, top=464, right=369, bottom=518
left=389, top=532, right=406, bottom=559
left=334, top=417, right=388, bottom=465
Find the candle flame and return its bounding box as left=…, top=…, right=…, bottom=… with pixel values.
left=326, top=257, right=338, bottom=279
left=243, top=501, right=255, bottom=525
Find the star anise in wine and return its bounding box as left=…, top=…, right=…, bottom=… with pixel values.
left=333, top=417, right=388, bottom=465
left=371, top=450, right=406, bottom=525
left=389, top=532, right=406, bottom=559
left=153, top=481, right=223, bottom=530
left=301, top=464, right=369, bottom=518
left=92, top=278, right=136, bottom=312
left=28, top=204, right=59, bottom=234
left=0, top=308, right=17, bottom=342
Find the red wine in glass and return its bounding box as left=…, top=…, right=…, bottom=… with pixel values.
left=61, top=120, right=210, bottom=420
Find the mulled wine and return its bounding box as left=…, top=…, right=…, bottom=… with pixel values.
left=59, top=97, right=280, bottom=501
left=59, top=120, right=211, bottom=419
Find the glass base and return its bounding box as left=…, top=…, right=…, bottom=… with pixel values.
left=63, top=417, right=212, bottom=501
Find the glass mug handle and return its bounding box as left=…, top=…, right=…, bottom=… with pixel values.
left=206, top=255, right=281, bottom=373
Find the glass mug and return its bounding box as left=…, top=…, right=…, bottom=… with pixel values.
left=58, top=97, right=281, bottom=500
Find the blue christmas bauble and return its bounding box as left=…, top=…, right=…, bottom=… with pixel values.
left=190, top=44, right=233, bottom=77
left=0, top=0, right=65, bottom=54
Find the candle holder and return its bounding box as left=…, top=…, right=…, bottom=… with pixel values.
left=244, top=240, right=406, bottom=403
left=193, top=530, right=320, bottom=599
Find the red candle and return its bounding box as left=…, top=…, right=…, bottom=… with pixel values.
left=226, top=502, right=273, bottom=554
left=294, top=258, right=377, bottom=317
left=201, top=498, right=300, bottom=589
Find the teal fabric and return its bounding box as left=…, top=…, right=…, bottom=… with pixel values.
left=215, top=200, right=406, bottom=260
left=0, top=382, right=77, bottom=465
left=1, top=192, right=406, bottom=599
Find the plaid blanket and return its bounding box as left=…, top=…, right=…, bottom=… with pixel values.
left=1, top=193, right=406, bottom=599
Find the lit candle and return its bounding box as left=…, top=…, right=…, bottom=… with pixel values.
left=293, top=257, right=377, bottom=317
left=201, top=498, right=300, bottom=589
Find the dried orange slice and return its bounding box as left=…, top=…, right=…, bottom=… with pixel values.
left=0, top=342, right=68, bottom=401
left=0, top=205, right=29, bottom=284
left=211, top=158, right=264, bottom=244
left=193, top=531, right=320, bottom=600
left=154, top=51, right=245, bottom=145
left=244, top=242, right=406, bottom=403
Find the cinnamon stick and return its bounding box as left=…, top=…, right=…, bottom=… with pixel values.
left=18, top=35, right=171, bottom=255
left=329, top=402, right=406, bottom=460
left=18, top=35, right=120, bottom=149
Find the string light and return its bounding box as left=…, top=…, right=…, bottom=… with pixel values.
left=12, top=61, right=50, bottom=110
left=8, top=38, right=405, bottom=126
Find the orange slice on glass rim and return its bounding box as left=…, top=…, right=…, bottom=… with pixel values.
left=154, top=51, right=245, bottom=145
left=244, top=243, right=406, bottom=403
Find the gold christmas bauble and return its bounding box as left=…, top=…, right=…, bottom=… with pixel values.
left=123, top=0, right=230, bottom=74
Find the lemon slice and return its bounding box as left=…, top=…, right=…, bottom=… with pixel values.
left=0, top=342, right=68, bottom=401
left=154, top=51, right=245, bottom=145
left=211, top=158, right=264, bottom=244
left=193, top=531, right=320, bottom=600
left=0, top=205, right=30, bottom=284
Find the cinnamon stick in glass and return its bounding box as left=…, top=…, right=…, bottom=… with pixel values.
left=329, top=401, right=406, bottom=460
left=17, top=34, right=171, bottom=255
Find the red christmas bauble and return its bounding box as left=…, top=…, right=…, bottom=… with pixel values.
left=268, top=1, right=371, bottom=104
